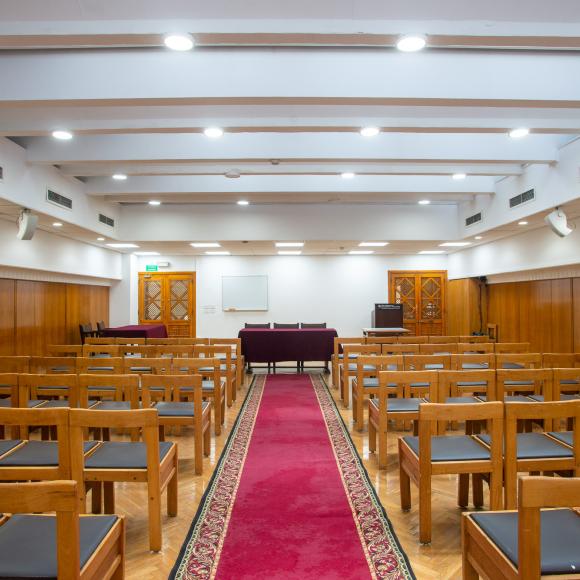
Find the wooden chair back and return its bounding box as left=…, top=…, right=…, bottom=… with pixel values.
left=494, top=342, right=530, bottom=354
left=355, top=355, right=403, bottom=385
left=398, top=335, right=428, bottom=344
left=76, top=357, right=124, bottom=374
left=141, top=374, right=203, bottom=407
left=123, top=357, right=172, bottom=375
left=404, top=354, right=451, bottom=371
left=30, top=357, right=78, bottom=374
left=153, top=345, right=193, bottom=359
left=47, top=345, right=83, bottom=357
left=365, top=336, right=397, bottom=345
left=438, top=369, right=496, bottom=401
left=145, top=338, right=178, bottom=345
left=428, top=335, right=459, bottom=344
left=451, top=353, right=496, bottom=371
left=0, top=356, right=30, bottom=373
left=542, top=353, right=580, bottom=368
left=379, top=370, right=439, bottom=401
left=208, top=338, right=242, bottom=356
left=0, top=373, right=18, bottom=406
left=82, top=345, right=120, bottom=357
left=114, top=337, right=146, bottom=345
left=552, top=368, right=580, bottom=400
left=177, top=338, right=210, bottom=345
left=18, top=374, right=79, bottom=408
left=457, top=342, right=495, bottom=354
left=342, top=344, right=381, bottom=358
left=84, top=337, right=113, bottom=345
left=459, top=335, right=491, bottom=343
left=419, top=343, right=458, bottom=354
left=174, top=357, right=221, bottom=386
left=495, top=353, right=542, bottom=370
left=333, top=337, right=364, bottom=356
left=496, top=368, right=552, bottom=400
left=77, top=374, right=139, bottom=408
left=118, top=345, right=155, bottom=358
left=382, top=344, right=420, bottom=355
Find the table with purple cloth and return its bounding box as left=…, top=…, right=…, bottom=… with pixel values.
left=101, top=324, right=168, bottom=338
left=238, top=328, right=338, bottom=370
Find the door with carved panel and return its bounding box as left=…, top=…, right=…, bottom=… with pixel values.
left=138, top=272, right=196, bottom=337
left=388, top=271, right=447, bottom=336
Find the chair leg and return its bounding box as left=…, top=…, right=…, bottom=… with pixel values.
left=355, top=394, right=364, bottom=432
left=368, top=420, right=376, bottom=454
left=194, top=424, right=203, bottom=476
left=147, top=479, right=162, bottom=552
left=167, top=455, right=178, bottom=517
left=204, top=422, right=211, bottom=457
left=472, top=474, right=484, bottom=508
left=399, top=462, right=411, bottom=511
left=378, top=423, right=388, bottom=470
left=91, top=482, right=102, bottom=514
left=213, top=395, right=222, bottom=436
left=461, top=520, right=479, bottom=580
left=458, top=473, right=469, bottom=508
left=419, top=473, right=432, bottom=544
left=103, top=482, right=116, bottom=514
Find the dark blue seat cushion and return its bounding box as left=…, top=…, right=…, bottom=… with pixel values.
left=444, top=397, right=482, bottom=404
left=457, top=381, right=488, bottom=388
left=0, top=514, right=118, bottom=577
left=156, top=401, right=210, bottom=417
left=477, top=432, right=573, bottom=459
left=370, top=398, right=422, bottom=413
left=85, top=441, right=173, bottom=469
left=477, top=395, right=532, bottom=403
left=461, top=363, right=489, bottom=370
left=403, top=435, right=490, bottom=461
left=0, top=441, right=99, bottom=466
left=529, top=394, right=580, bottom=402
left=548, top=431, right=573, bottom=447
left=37, top=400, right=73, bottom=408
left=470, top=509, right=580, bottom=574
left=502, top=362, right=525, bottom=369
left=91, top=401, right=131, bottom=411
left=0, top=399, right=10, bottom=408
left=0, top=440, right=21, bottom=457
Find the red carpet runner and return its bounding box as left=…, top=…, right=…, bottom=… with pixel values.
left=171, top=374, right=414, bottom=580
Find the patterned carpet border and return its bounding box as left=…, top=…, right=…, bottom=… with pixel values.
left=311, top=374, right=416, bottom=580
left=169, top=375, right=265, bottom=580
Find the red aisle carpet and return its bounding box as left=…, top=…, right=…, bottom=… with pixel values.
left=170, top=374, right=414, bottom=580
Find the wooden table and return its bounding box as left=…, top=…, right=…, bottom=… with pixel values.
left=362, top=327, right=410, bottom=337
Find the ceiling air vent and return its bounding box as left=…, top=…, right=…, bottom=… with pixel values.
left=465, top=211, right=482, bottom=227
left=46, top=188, right=72, bottom=210
left=98, top=213, right=115, bottom=228
left=0, top=165, right=3, bottom=180
left=509, top=188, right=535, bottom=209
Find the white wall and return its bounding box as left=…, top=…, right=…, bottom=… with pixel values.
left=195, top=254, right=447, bottom=337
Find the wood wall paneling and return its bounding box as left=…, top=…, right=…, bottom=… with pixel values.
left=0, top=279, right=15, bottom=355
left=573, top=278, right=580, bottom=353
left=65, top=284, right=109, bottom=344
left=447, top=278, right=487, bottom=336
left=550, top=278, right=573, bottom=353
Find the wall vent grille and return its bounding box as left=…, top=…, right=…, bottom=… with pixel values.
left=0, top=166, right=3, bottom=180
left=509, top=188, right=535, bottom=209
left=465, top=212, right=482, bottom=227
left=46, top=189, right=72, bottom=210
left=98, top=213, right=115, bottom=228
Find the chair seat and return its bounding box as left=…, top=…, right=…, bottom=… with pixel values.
left=410, top=382, right=429, bottom=388
left=470, top=509, right=580, bottom=574
left=371, top=398, right=422, bottom=413
left=548, top=431, right=573, bottom=447
left=37, top=400, right=73, bottom=408
left=501, top=362, right=525, bottom=369
left=560, top=379, right=580, bottom=385
left=504, top=380, right=534, bottom=387
left=338, top=354, right=358, bottom=360
left=0, top=440, right=21, bottom=457
left=362, top=378, right=379, bottom=388
left=424, top=363, right=444, bottom=370
left=85, top=441, right=173, bottom=469
left=91, top=401, right=132, bottom=411
left=461, top=363, right=490, bottom=370
left=0, top=514, right=118, bottom=578
left=529, top=394, right=580, bottom=402
left=347, top=364, right=376, bottom=371
left=444, top=396, right=482, bottom=404
left=0, top=399, right=10, bottom=408
left=0, top=441, right=99, bottom=467
left=457, top=381, right=488, bottom=387
left=403, top=435, right=490, bottom=461
left=155, top=401, right=210, bottom=417
left=477, top=432, right=573, bottom=459
left=128, top=366, right=152, bottom=373
left=477, top=395, right=532, bottom=403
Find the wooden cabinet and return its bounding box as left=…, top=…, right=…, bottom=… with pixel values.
left=388, top=270, right=447, bottom=336
left=138, top=272, right=196, bottom=337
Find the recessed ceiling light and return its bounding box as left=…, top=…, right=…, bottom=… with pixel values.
left=439, top=242, right=471, bottom=247
left=359, top=242, right=389, bottom=247
left=419, top=250, right=446, bottom=255
left=418, top=199, right=431, bottom=205
left=133, top=251, right=160, bottom=256
left=452, top=173, right=467, bottom=180
left=475, top=236, right=483, bottom=240
left=237, top=200, right=250, bottom=206
left=97, top=237, right=105, bottom=241
left=278, top=251, right=302, bottom=255
left=518, top=221, right=528, bottom=225
left=509, top=128, right=530, bottom=139
left=112, top=174, right=127, bottom=181
left=396, top=35, right=427, bottom=52
left=163, top=33, right=195, bottom=51
left=52, top=130, right=73, bottom=140
left=148, top=200, right=162, bottom=206
left=52, top=222, right=63, bottom=227
left=360, top=127, right=380, bottom=137
left=205, top=251, right=230, bottom=255
left=204, top=127, right=224, bottom=138
left=275, top=242, right=304, bottom=248
left=225, top=170, right=241, bottom=179
left=341, top=172, right=356, bottom=179
left=349, top=250, right=374, bottom=255
left=107, top=243, right=139, bottom=248
left=191, top=242, right=221, bottom=248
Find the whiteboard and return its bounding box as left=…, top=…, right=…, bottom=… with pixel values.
left=222, top=275, right=268, bottom=311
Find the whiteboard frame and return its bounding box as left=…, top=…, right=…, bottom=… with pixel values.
left=221, top=275, right=269, bottom=312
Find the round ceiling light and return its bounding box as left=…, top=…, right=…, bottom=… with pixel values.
left=396, top=35, right=427, bottom=52
left=52, top=130, right=73, bottom=140
left=204, top=127, right=224, bottom=138
left=360, top=127, right=380, bottom=137
left=509, top=128, right=530, bottom=139
left=163, top=33, right=195, bottom=51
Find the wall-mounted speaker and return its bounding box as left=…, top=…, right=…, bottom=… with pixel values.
left=545, top=207, right=573, bottom=238
left=16, top=209, right=38, bottom=240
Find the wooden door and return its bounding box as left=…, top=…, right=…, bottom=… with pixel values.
left=138, top=272, right=196, bottom=337
left=389, top=271, right=447, bottom=336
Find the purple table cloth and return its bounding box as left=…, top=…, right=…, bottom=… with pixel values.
left=102, top=324, right=168, bottom=338
left=238, top=328, right=338, bottom=363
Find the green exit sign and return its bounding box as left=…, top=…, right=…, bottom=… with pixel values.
left=145, top=264, right=158, bottom=272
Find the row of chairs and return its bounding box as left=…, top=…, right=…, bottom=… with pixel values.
left=84, top=337, right=237, bottom=346
left=366, top=334, right=493, bottom=344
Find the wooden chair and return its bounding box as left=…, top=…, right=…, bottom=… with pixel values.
left=47, top=345, right=83, bottom=357
left=18, top=374, right=79, bottom=410
left=495, top=352, right=542, bottom=370
left=351, top=355, right=403, bottom=431
left=30, top=356, right=78, bottom=374
left=174, top=358, right=225, bottom=435
left=553, top=368, right=580, bottom=402
left=451, top=353, right=496, bottom=371
left=114, top=337, right=146, bottom=345
left=77, top=375, right=140, bottom=411
left=153, top=345, right=193, bottom=359
left=382, top=343, right=421, bottom=355
left=209, top=338, right=245, bottom=396
left=0, top=480, right=125, bottom=580
left=419, top=343, right=458, bottom=354
left=79, top=324, right=97, bottom=344
left=82, top=345, right=120, bottom=358
left=494, top=343, right=530, bottom=354
left=77, top=357, right=123, bottom=374
left=85, top=337, right=114, bottom=345
left=96, top=320, right=107, bottom=335
left=457, top=342, right=495, bottom=354
left=398, top=335, right=428, bottom=344
left=486, top=323, right=498, bottom=342
left=0, top=356, right=30, bottom=373
left=194, top=345, right=236, bottom=407
left=499, top=400, right=580, bottom=509
left=0, top=373, right=19, bottom=405
left=495, top=368, right=552, bottom=402
left=122, top=356, right=171, bottom=376
left=542, top=353, right=580, bottom=368
left=69, top=408, right=178, bottom=552
left=459, top=335, right=491, bottom=343
left=331, top=338, right=363, bottom=390
left=462, top=476, right=580, bottom=579
left=368, top=370, right=438, bottom=469
left=438, top=370, right=497, bottom=403
left=177, top=338, right=210, bottom=346
left=403, top=354, right=451, bottom=371
left=398, top=401, right=504, bottom=544
left=141, top=374, right=211, bottom=475
left=339, top=344, right=381, bottom=408
left=118, top=345, right=155, bottom=359
left=429, top=335, right=459, bottom=343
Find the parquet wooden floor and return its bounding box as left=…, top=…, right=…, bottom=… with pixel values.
left=120, top=369, right=468, bottom=579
